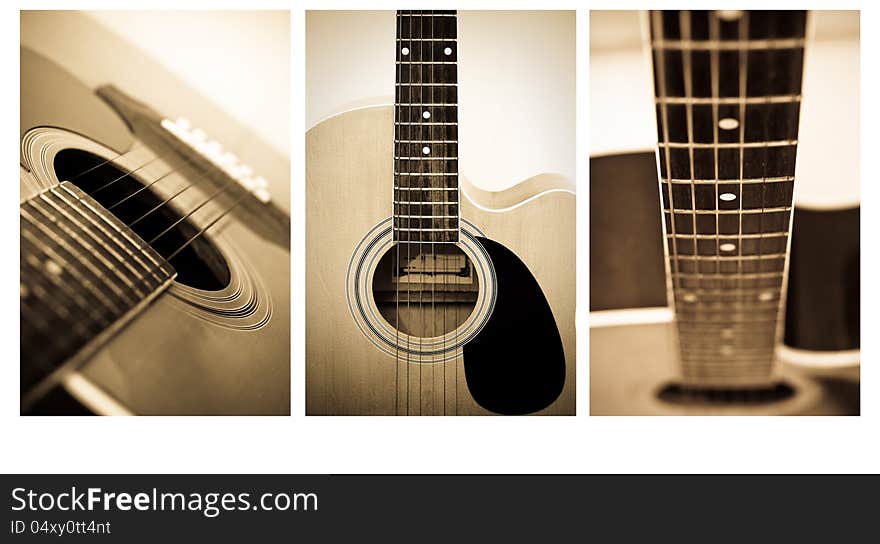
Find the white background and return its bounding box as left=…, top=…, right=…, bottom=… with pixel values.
left=307, top=10, right=575, bottom=189
left=3, top=0, right=878, bottom=475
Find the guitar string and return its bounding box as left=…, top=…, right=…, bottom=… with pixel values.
left=22, top=150, right=254, bottom=312
left=395, top=10, right=402, bottom=416
left=653, top=12, right=683, bottom=380
left=680, top=10, right=702, bottom=382
left=427, top=9, right=435, bottom=416
left=710, top=11, right=722, bottom=343
left=31, top=126, right=247, bottom=259
left=434, top=11, right=445, bottom=417
left=20, top=191, right=247, bottom=402
left=416, top=11, right=423, bottom=416
left=736, top=12, right=750, bottom=379
left=454, top=10, right=459, bottom=416
left=406, top=12, right=413, bottom=415
left=103, top=140, right=209, bottom=211
left=756, top=14, right=776, bottom=378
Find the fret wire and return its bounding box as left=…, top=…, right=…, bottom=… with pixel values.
left=396, top=61, right=456, bottom=65
left=394, top=156, right=459, bottom=159
left=673, top=271, right=782, bottom=279
left=674, top=253, right=785, bottom=260
left=653, top=10, right=681, bottom=291
left=710, top=11, right=722, bottom=278
left=396, top=215, right=458, bottom=219
left=737, top=13, right=750, bottom=320
left=669, top=206, right=790, bottom=214
left=393, top=228, right=458, bottom=232
left=666, top=176, right=794, bottom=184
left=668, top=232, right=786, bottom=239
left=652, top=38, right=805, bottom=50
left=396, top=140, right=457, bottom=143
left=659, top=140, right=797, bottom=148
left=394, top=187, right=458, bottom=190
left=655, top=95, right=801, bottom=104
left=393, top=200, right=459, bottom=205
left=395, top=172, right=457, bottom=176
left=680, top=10, right=700, bottom=288
left=678, top=287, right=782, bottom=294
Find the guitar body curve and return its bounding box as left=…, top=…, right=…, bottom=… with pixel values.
left=21, top=40, right=290, bottom=415
left=306, top=105, right=575, bottom=415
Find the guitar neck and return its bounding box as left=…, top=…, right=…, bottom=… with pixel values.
left=649, top=10, right=807, bottom=387
left=20, top=182, right=175, bottom=402
left=393, top=10, right=460, bottom=244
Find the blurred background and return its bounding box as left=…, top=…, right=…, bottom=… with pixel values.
left=590, top=10, right=859, bottom=209
left=307, top=10, right=575, bottom=192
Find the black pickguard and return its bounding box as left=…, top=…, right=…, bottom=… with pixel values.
left=463, top=237, right=566, bottom=415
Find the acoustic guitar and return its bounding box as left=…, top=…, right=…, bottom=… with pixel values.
left=20, top=13, right=291, bottom=415
left=306, top=10, right=575, bottom=415
left=590, top=10, right=859, bottom=415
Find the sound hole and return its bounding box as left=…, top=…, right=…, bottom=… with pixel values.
left=372, top=243, right=479, bottom=338
left=53, top=148, right=230, bottom=290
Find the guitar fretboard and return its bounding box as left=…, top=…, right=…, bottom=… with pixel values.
left=20, top=182, right=175, bottom=397
left=650, top=10, right=807, bottom=386
left=393, top=10, right=459, bottom=244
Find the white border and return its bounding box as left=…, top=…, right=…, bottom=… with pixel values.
left=2, top=2, right=875, bottom=476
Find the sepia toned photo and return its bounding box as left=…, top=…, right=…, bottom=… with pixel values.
left=20, top=11, right=291, bottom=415
left=306, top=10, right=576, bottom=415
left=590, top=10, right=860, bottom=415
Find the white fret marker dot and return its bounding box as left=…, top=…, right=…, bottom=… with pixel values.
left=20, top=283, right=28, bottom=298
left=719, top=118, right=740, bottom=130
left=422, top=111, right=431, bottom=119
left=720, top=243, right=736, bottom=252
left=683, top=293, right=697, bottom=303
left=721, top=328, right=734, bottom=339
left=401, top=47, right=410, bottom=56
left=422, top=146, right=431, bottom=155
left=720, top=345, right=734, bottom=356
left=759, top=291, right=775, bottom=302
left=717, top=10, right=743, bottom=21
left=444, top=47, right=453, bottom=55
left=720, top=192, right=737, bottom=202
left=45, top=260, right=62, bottom=276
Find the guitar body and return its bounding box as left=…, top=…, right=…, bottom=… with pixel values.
left=306, top=106, right=575, bottom=415
left=590, top=152, right=859, bottom=415
left=591, top=322, right=859, bottom=416
left=21, top=40, right=290, bottom=414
